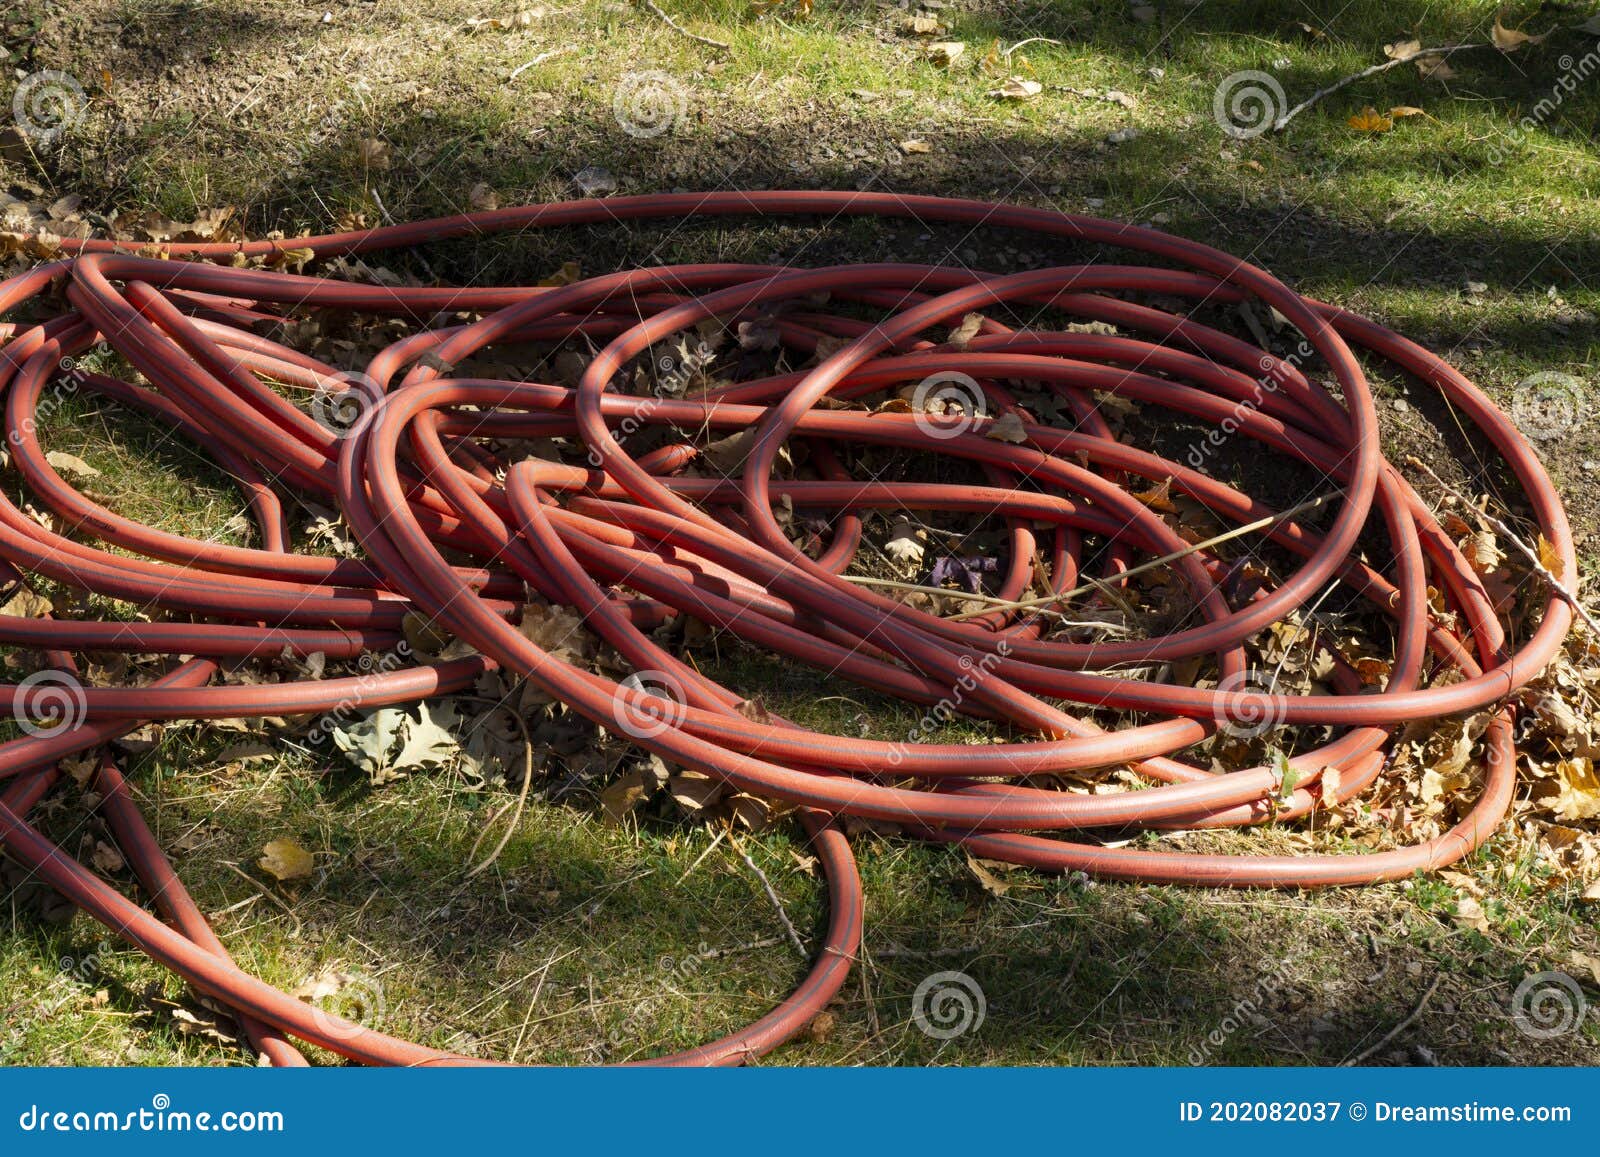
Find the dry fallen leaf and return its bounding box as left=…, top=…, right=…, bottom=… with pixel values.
left=988, top=76, right=1043, bottom=101
left=466, top=10, right=537, bottom=32
left=668, top=769, right=725, bottom=814
left=1, top=585, right=52, bottom=618
left=900, top=138, right=933, bottom=154
left=1567, top=950, right=1600, bottom=986
left=1491, top=13, right=1548, bottom=52
left=1537, top=533, right=1565, bottom=582
left=274, top=246, right=315, bottom=273
left=1551, top=758, right=1600, bottom=822
left=45, top=450, right=101, bottom=479
left=1319, top=765, right=1344, bottom=806
left=884, top=518, right=926, bottom=565
left=516, top=601, right=596, bottom=663
left=966, top=854, right=1012, bottom=897
left=925, top=41, right=965, bottom=67
left=538, top=259, right=583, bottom=288
left=259, top=838, right=315, bottom=881
left=90, top=840, right=124, bottom=874
left=985, top=411, right=1028, bottom=443
left=291, top=971, right=348, bottom=1003
left=948, top=312, right=984, bottom=348
left=1453, top=894, right=1490, bottom=933
left=1348, top=107, right=1394, bottom=133
left=1383, top=38, right=1422, bottom=60
left=1416, top=55, right=1458, bottom=81
left=356, top=138, right=391, bottom=170
left=601, top=768, right=651, bottom=826
left=1132, top=476, right=1178, bottom=513
left=724, top=791, right=772, bottom=832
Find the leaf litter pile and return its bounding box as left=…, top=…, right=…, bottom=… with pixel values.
left=0, top=190, right=1594, bottom=1064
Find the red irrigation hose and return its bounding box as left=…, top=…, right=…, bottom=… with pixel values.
left=0, top=191, right=1576, bottom=1065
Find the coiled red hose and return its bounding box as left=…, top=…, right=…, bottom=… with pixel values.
left=0, top=191, right=1575, bottom=1065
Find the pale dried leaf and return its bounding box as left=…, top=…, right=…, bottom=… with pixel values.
left=259, top=838, right=315, bottom=881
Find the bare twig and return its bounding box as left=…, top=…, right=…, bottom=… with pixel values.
left=734, top=837, right=809, bottom=959
left=674, top=825, right=729, bottom=884
left=462, top=698, right=539, bottom=879
left=640, top=0, right=730, bottom=51
left=507, top=47, right=572, bottom=82
left=1406, top=456, right=1598, bottom=637
left=1003, top=37, right=1060, bottom=58
left=837, top=573, right=1130, bottom=631
left=1272, top=44, right=1486, bottom=132
left=219, top=862, right=303, bottom=938
left=946, top=490, right=1344, bottom=621
left=1341, top=974, right=1443, bottom=1066
left=509, top=949, right=572, bottom=1063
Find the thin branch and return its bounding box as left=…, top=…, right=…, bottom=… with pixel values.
left=1003, top=37, right=1060, bottom=58
left=507, top=47, right=572, bottom=82
left=461, top=697, right=539, bottom=879
left=1273, top=44, right=1487, bottom=132
left=838, top=573, right=1129, bottom=632
left=1341, top=974, right=1443, bottom=1066
left=219, top=862, right=303, bottom=938
left=948, top=489, right=1344, bottom=622
left=673, top=824, right=729, bottom=884
left=1406, top=456, right=1598, bottom=637
left=641, top=0, right=730, bottom=51
left=734, top=837, right=809, bottom=959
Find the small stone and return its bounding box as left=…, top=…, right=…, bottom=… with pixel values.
left=1147, top=66, right=1166, bottom=80
left=1465, top=280, right=1488, bottom=294
left=1106, top=127, right=1139, bottom=144
left=1392, top=398, right=1411, bottom=413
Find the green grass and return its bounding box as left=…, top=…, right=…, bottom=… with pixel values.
left=2, top=0, right=1599, bottom=1067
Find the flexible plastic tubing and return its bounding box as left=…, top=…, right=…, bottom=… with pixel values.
left=0, top=192, right=1574, bottom=1066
